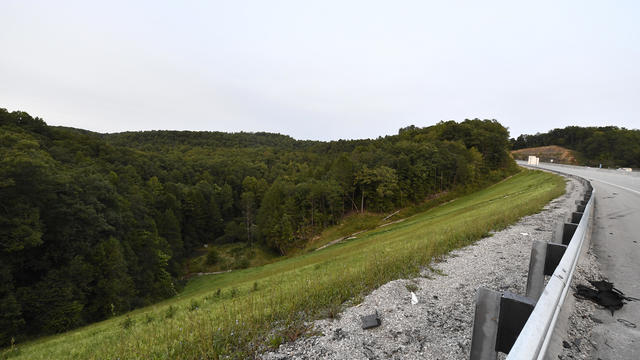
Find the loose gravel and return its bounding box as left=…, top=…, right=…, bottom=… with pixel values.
left=261, top=176, right=592, bottom=360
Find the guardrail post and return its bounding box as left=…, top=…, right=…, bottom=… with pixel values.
left=525, top=241, right=546, bottom=300
left=571, top=212, right=583, bottom=224
left=470, top=288, right=501, bottom=360
left=543, top=243, right=567, bottom=275
left=495, top=293, right=536, bottom=353
left=562, top=223, right=578, bottom=245
left=551, top=220, right=565, bottom=244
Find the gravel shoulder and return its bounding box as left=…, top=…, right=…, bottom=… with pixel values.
left=261, top=176, right=591, bottom=360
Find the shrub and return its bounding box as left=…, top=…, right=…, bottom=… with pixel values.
left=120, top=316, right=134, bottom=330
left=234, top=257, right=250, bottom=269
left=165, top=305, right=176, bottom=319
left=205, top=249, right=220, bottom=265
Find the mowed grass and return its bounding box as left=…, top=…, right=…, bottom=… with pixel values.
left=3, top=169, right=565, bottom=360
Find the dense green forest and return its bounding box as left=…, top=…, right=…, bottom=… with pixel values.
left=0, top=108, right=516, bottom=345
left=511, top=126, right=640, bottom=168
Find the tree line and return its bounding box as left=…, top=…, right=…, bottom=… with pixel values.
left=0, top=108, right=516, bottom=344
left=511, top=126, right=640, bottom=168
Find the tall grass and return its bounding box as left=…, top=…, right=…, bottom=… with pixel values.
left=2, top=170, right=565, bottom=360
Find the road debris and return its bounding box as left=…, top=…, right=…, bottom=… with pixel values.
left=361, top=311, right=381, bottom=329
left=410, top=292, right=418, bottom=305
left=617, top=318, right=636, bottom=328
left=574, top=280, right=638, bottom=315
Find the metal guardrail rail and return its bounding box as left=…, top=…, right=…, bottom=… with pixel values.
left=506, top=188, right=594, bottom=359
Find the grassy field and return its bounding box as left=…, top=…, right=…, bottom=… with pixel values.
left=2, top=169, right=565, bottom=360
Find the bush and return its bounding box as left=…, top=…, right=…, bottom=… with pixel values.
left=144, top=313, right=155, bottom=324
left=120, top=315, right=134, bottom=330
left=234, top=257, right=250, bottom=269
left=206, top=249, right=220, bottom=265
left=268, top=335, right=283, bottom=349
left=165, top=305, right=176, bottom=319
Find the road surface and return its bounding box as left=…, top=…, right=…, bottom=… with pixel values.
left=523, top=161, right=640, bottom=358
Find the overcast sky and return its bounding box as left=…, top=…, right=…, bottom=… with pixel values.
left=1, top=1, right=638, bottom=140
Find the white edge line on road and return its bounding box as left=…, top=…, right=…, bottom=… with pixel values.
left=592, top=178, right=640, bottom=196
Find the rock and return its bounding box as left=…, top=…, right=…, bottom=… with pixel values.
left=362, top=345, right=374, bottom=359
left=332, top=328, right=346, bottom=340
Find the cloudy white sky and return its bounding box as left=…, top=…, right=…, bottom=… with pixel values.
left=1, top=1, right=638, bottom=140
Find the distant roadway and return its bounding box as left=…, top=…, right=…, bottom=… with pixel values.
left=521, top=161, right=640, bottom=358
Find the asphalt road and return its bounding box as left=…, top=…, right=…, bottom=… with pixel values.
left=523, top=161, right=640, bottom=358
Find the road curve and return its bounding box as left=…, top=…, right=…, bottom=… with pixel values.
left=522, top=161, right=640, bottom=358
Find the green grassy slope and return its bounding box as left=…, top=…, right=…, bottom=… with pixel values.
left=2, top=169, right=565, bottom=360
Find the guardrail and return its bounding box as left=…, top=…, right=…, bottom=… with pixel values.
left=470, top=172, right=594, bottom=359
left=507, top=188, right=594, bottom=359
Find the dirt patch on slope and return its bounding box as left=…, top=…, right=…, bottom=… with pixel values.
left=512, top=145, right=579, bottom=165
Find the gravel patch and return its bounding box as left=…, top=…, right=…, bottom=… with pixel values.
left=261, top=177, right=584, bottom=360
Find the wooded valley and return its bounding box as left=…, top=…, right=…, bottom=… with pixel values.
left=0, top=108, right=516, bottom=344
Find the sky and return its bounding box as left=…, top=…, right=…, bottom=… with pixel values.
left=1, top=0, right=639, bottom=141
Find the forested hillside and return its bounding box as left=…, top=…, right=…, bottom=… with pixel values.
left=511, top=126, right=640, bottom=168
left=0, top=108, right=516, bottom=345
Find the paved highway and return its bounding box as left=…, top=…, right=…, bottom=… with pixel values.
left=522, top=162, right=640, bottom=358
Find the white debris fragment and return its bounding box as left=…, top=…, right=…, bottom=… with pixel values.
left=410, top=292, right=418, bottom=305
left=520, top=232, right=529, bottom=236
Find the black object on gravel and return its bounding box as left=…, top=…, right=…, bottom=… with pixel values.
left=574, top=280, right=638, bottom=315
left=361, top=311, right=381, bottom=329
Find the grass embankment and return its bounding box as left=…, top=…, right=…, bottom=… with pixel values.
left=2, top=170, right=565, bottom=360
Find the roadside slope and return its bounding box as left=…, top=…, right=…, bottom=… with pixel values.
left=3, top=170, right=565, bottom=360
left=263, top=174, right=581, bottom=359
